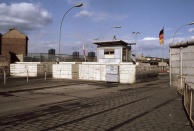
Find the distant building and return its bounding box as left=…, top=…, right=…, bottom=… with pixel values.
left=1, top=28, right=28, bottom=57
left=136, top=56, right=169, bottom=65
left=0, top=28, right=28, bottom=64
left=48, top=49, right=55, bottom=55
left=93, top=40, right=131, bottom=63
left=88, top=52, right=95, bottom=57
left=0, top=33, right=2, bottom=55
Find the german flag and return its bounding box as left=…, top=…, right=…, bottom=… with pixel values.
left=159, top=28, right=164, bottom=45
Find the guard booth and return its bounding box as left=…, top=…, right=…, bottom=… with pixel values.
left=93, top=40, right=132, bottom=82
left=93, top=40, right=132, bottom=63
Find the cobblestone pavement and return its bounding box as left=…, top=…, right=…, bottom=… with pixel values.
left=0, top=74, right=193, bottom=131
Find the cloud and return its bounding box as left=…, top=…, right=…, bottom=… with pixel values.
left=142, top=37, right=158, bottom=41
left=190, top=36, right=194, bottom=39
left=74, top=10, right=93, bottom=17
left=188, top=28, right=194, bottom=32
left=74, top=10, right=128, bottom=22
left=0, top=2, right=52, bottom=32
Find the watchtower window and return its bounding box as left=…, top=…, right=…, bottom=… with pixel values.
left=104, top=49, right=114, bottom=55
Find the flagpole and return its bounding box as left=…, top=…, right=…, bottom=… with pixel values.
left=162, top=41, right=164, bottom=71
left=159, top=26, right=164, bottom=71
left=83, top=44, right=86, bottom=62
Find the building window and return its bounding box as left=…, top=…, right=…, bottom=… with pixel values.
left=104, top=49, right=114, bottom=55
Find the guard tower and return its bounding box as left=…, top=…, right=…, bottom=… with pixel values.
left=93, top=40, right=131, bottom=63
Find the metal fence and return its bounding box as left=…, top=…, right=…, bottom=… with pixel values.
left=0, top=67, right=9, bottom=85
left=184, top=82, right=194, bottom=125
left=24, top=53, right=96, bottom=62
left=176, top=75, right=194, bottom=125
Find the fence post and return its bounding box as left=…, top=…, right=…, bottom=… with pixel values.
left=44, top=64, right=47, bottom=80
left=184, top=84, right=186, bottom=107
left=190, top=90, right=193, bottom=119
left=185, top=85, right=188, bottom=110
left=45, top=71, right=47, bottom=80
left=3, top=69, right=6, bottom=85
left=26, top=69, right=29, bottom=83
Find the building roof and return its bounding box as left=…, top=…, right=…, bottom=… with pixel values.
left=169, top=39, right=194, bottom=48
left=2, top=28, right=27, bottom=39
left=93, top=40, right=129, bottom=46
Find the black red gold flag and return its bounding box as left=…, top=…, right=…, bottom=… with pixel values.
left=159, top=28, right=164, bottom=45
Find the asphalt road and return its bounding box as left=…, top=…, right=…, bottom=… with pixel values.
left=0, top=73, right=193, bottom=131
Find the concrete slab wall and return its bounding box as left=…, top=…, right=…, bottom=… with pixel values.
left=10, top=62, right=54, bottom=77
left=170, top=48, right=180, bottom=87
left=11, top=62, right=158, bottom=83
left=119, top=63, right=136, bottom=83
left=79, top=62, right=157, bottom=84
left=10, top=62, right=44, bottom=77
left=182, top=46, right=194, bottom=85
left=79, top=63, right=106, bottom=81
left=52, top=62, right=80, bottom=79
left=170, top=44, right=194, bottom=88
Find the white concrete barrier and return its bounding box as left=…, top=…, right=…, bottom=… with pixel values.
left=79, top=63, right=106, bottom=81
left=119, top=63, right=136, bottom=83
left=10, top=62, right=54, bottom=77
left=79, top=62, right=157, bottom=83
left=10, top=62, right=44, bottom=77
left=52, top=62, right=80, bottom=79
left=11, top=62, right=158, bottom=83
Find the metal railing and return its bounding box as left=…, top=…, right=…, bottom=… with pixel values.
left=0, top=66, right=9, bottom=85
left=25, top=53, right=97, bottom=62
left=184, top=82, right=194, bottom=125
left=176, top=75, right=194, bottom=125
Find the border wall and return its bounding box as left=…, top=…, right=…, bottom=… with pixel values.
left=170, top=40, right=194, bottom=89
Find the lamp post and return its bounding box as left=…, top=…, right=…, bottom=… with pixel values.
left=58, top=3, right=83, bottom=55
left=101, top=26, right=121, bottom=40
left=131, top=32, right=142, bottom=59
left=172, top=22, right=194, bottom=44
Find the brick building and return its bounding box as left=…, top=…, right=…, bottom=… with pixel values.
left=0, top=33, right=2, bottom=55
left=1, top=28, right=28, bottom=56
left=0, top=29, right=28, bottom=65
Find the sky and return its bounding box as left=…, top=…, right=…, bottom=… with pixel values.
left=0, top=0, right=194, bottom=58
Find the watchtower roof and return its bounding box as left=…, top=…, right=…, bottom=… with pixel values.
left=93, top=40, right=129, bottom=46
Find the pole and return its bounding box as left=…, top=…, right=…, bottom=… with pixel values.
left=59, top=6, right=75, bottom=55
left=3, top=69, right=6, bottom=85
left=180, top=47, right=183, bottom=89
left=26, top=66, right=29, bottom=83
left=131, top=32, right=141, bottom=61
left=170, top=49, right=172, bottom=85
left=190, top=90, right=193, bottom=118
left=44, top=65, right=47, bottom=80
left=101, top=26, right=121, bottom=40
left=162, top=42, right=164, bottom=71
left=45, top=71, right=47, bottom=80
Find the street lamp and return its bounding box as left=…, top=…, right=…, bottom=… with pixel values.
left=101, top=26, right=121, bottom=40
left=114, top=26, right=121, bottom=28
left=58, top=3, right=83, bottom=55
left=172, top=22, right=194, bottom=44
left=131, top=32, right=142, bottom=59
